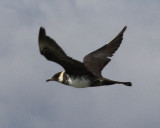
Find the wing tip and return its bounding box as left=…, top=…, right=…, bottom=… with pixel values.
left=121, top=26, right=127, bottom=33
left=115, top=26, right=127, bottom=40
left=39, top=26, right=46, bottom=41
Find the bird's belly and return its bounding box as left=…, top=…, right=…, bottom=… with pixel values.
left=68, top=77, right=91, bottom=88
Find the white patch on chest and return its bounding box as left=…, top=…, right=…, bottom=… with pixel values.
left=68, top=76, right=91, bottom=88
left=58, top=71, right=65, bottom=82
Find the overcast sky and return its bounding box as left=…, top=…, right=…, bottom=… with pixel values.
left=1, top=0, right=160, bottom=128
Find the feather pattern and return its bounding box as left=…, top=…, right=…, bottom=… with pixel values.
left=83, top=26, right=127, bottom=77
left=38, top=27, right=91, bottom=76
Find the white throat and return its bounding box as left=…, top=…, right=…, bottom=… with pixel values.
left=58, top=71, right=91, bottom=88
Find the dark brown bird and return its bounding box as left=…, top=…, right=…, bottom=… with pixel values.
left=38, top=26, right=132, bottom=88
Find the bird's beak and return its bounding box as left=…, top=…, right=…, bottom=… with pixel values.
left=46, top=78, right=54, bottom=82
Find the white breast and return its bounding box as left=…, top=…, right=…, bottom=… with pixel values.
left=68, top=76, right=91, bottom=88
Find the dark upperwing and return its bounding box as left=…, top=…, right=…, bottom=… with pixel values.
left=38, top=27, right=92, bottom=76
left=83, top=26, right=127, bottom=78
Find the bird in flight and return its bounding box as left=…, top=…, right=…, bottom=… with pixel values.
left=38, top=26, right=132, bottom=88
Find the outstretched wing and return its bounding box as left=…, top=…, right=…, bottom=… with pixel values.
left=83, top=26, right=127, bottom=77
left=38, top=27, right=90, bottom=75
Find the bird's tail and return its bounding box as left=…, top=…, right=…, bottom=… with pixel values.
left=121, top=82, right=132, bottom=86
left=103, top=78, right=132, bottom=87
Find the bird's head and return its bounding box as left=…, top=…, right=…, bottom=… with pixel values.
left=46, top=71, right=65, bottom=82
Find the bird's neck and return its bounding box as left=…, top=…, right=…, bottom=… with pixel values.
left=58, top=71, right=65, bottom=82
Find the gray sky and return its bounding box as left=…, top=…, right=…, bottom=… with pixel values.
left=1, top=0, right=160, bottom=128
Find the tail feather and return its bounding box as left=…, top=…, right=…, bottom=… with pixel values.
left=122, top=82, right=132, bottom=86
left=102, top=78, right=132, bottom=87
